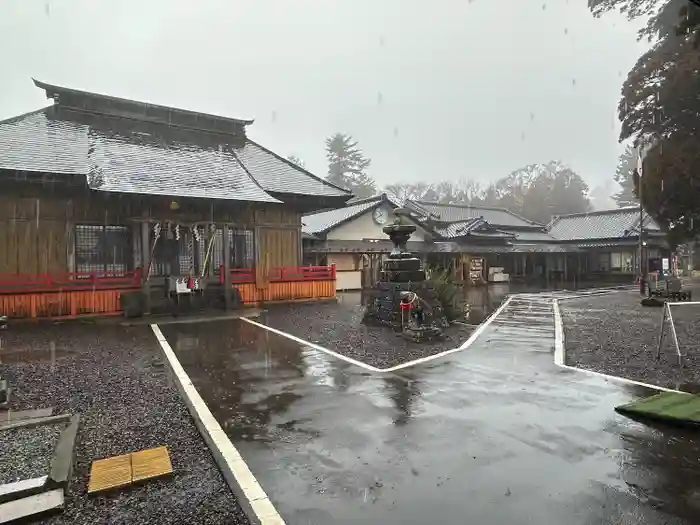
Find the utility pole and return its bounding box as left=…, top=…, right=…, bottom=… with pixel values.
left=639, top=179, right=644, bottom=280
left=636, top=140, right=653, bottom=294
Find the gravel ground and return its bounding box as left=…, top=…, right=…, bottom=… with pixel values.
left=0, top=322, right=249, bottom=525
left=560, top=290, right=700, bottom=390
left=259, top=300, right=476, bottom=369
left=0, top=423, right=64, bottom=484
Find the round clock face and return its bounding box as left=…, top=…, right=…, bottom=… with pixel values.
left=373, top=207, right=389, bottom=225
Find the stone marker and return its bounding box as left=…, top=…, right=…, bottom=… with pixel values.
left=362, top=207, right=448, bottom=342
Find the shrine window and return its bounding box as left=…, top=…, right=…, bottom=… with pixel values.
left=74, top=224, right=132, bottom=275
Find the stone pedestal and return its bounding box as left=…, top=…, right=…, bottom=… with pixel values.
left=362, top=209, right=448, bottom=342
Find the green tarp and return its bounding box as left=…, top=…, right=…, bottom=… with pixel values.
left=615, top=392, right=700, bottom=426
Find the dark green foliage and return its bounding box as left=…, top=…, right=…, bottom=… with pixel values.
left=427, top=269, right=462, bottom=320
left=325, top=133, right=376, bottom=199
left=613, top=145, right=638, bottom=207
left=587, top=0, right=700, bottom=242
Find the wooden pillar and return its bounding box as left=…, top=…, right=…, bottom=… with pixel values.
left=141, top=220, right=151, bottom=314
left=298, top=226, right=303, bottom=267
left=223, top=224, right=232, bottom=310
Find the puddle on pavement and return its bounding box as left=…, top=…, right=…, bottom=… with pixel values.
left=159, top=303, right=700, bottom=525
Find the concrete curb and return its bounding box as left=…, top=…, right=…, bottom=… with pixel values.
left=0, top=413, right=70, bottom=432
left=47, top=414, right=80, bottom=490
left=0, top=476, right=48, bottom=505
left=151, top=324, right=285, bottom=525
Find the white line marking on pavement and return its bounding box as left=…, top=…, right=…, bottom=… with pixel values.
left=240, top=317, right=384, bottom=372
left=150, top=324, right=287, bottom=525
left=381, top=295, right=514, bottom=372
left=242, top=297, right=514, bottom=373
left=551, top=300, right=686, bottom=394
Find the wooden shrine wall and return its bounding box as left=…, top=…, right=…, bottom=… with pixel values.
left=0, top=183, right=303, bottom=276
left=0, top=194, right=72, bottom=276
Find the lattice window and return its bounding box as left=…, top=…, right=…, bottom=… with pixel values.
left=228, top=229, right=255, bottom=269
left=75, top=225, right=131, bottom=274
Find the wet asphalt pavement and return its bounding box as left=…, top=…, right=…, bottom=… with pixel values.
left=160, top=291, right=700, bottom=525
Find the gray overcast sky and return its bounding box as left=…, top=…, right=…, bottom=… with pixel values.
left=0, top=0, right=648, bottom=189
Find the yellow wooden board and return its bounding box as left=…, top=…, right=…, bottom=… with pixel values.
left=131, top=446, right=173, bottom=483
left=87, top=454, right=132, bottom=494
left=87, top=446, right=173, bottom=495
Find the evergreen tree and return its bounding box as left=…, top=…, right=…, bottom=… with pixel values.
left=587, top=0, right=700, bottom=242
left=325, top=133, right=376, bottom=198
left=287, top=155, right=306, bottom=169
left=613, top=145, right=638, bottom=208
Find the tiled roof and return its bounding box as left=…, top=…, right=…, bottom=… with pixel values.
left=235, top=139, right=350, bottom=198
left=0, top=108, right=88, bottom=175
left=406, top=201, right=541, bottom=228
left=512, top=230, right=557, bottom=242
left=302, top=194, right=386, bottom=235
left=0, top=81, right=350, bottom=203
left=433, top=218, right=485, bottom=239
left=547, top=208, right=662, bottom=241
left=87, top=126, right=280, bottom=202
left=431, top=218, right=513, bottom=240
left=0, top=106, right=279, bottom=203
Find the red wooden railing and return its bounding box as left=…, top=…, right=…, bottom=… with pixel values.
left=219, top=265, right=337, bottom=284
left=0, top=265, right=337, bottom=295
left=0, top=269, right=143, bottom=295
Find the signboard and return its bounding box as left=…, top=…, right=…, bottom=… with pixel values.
left=662, top=258, right=670, bottom=271
left=469, top=257, right=484, bottom=284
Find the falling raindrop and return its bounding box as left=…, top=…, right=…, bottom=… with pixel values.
left=379, top=36, right=385, bottom=47
left=45, top=1, right=50, bottom=16
left=572, top=78, right=576, bottom=87
left=521, top=132, right=526, bottom=141
left=377, top=92, right=383, bottom=105
left=393, top=126, right=399, bottom=138
left=529, top=112, right=535, bottom=122
left=564, top=28, right=568, bottom=35
left=271, top=110, right=277, bottom=123
left=542, top=3, right=546, bottom=10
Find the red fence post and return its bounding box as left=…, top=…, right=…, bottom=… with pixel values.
left=330, top=264, right=337, bottom=280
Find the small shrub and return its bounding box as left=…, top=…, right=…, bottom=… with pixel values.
left=427, top=268, right=462, bottom=320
